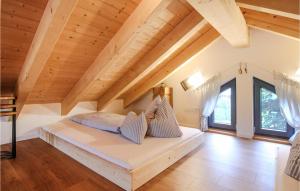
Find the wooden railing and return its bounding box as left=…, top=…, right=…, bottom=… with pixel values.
left=0, top=96, right=16, bottom=159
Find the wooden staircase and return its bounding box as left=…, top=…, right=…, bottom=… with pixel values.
left=0, top=96, right=17, bottom=159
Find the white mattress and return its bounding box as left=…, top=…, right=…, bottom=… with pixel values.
left=41, top=119, right=203, bottom=170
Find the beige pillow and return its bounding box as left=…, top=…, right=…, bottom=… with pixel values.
left=145, top=96, right=162, bottom=122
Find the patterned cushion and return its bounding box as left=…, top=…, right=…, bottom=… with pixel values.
left=145, top=96, right=162, bottom=122
left=119, top=112, right=148, bottom=144
left=148, top=97, right=182, bottom=137
left=285, top=131, right=300, bottom=180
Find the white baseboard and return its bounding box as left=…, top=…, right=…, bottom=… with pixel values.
left=1, top=129, right=40, bottom=145
left=17, top=131, right=40, bottom=142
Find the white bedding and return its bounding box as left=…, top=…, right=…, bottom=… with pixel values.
left=41, top=119, right=203, bottom=170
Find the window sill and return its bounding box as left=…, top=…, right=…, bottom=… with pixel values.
left=208, top=128, right=290, bottom=145
left=253, top=135, right=290, bottom=145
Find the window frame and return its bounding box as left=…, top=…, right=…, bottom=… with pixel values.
left=253, top=77, right=294, bottom=139
left=208, top=78, right=236, bottom=131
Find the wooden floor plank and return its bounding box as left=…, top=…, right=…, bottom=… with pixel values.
left=1, top=133, right=287, bottom=191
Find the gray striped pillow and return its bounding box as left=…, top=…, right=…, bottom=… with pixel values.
left=285, top=132, right=300, bottom=180
left=119, top=112, right=147, bottom=144
left=148, top=97, right=182, bottom=138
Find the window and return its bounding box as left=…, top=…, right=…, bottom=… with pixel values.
left=209, top=79, right=236, bottom=130
left=253, top=78, right=294, bottom=138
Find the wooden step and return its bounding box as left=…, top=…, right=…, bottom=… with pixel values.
left=0, top=111, right=17, bottom=117
left=0, top=96, right=15, bottom=100
left=0, top=104, right=17, bottom=109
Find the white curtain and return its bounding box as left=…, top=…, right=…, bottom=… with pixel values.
left=274, top=72, right=300, bottom=143
left=188, top=75, right=221, bottom=131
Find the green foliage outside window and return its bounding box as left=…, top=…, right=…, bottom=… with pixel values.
left=260, top=88, right=286, bottom=132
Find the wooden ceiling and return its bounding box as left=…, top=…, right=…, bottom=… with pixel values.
left=27, top=0, right=144, bottom=104
left=1, top=0, right=299, bottom=116
left=1, top=0, right=48, bottom=93
left=237, top=0, right=300, bottom=15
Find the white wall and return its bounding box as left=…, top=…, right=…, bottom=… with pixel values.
left=163, top=28, right=299, bottom=138
left=127, top=28, right=300, bottom=138
left=0, top=100, right=123, bottom=144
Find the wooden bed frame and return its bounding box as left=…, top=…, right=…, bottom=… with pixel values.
left=40, top=128, right=204, bottom=190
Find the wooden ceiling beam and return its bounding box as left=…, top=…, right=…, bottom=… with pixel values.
left=242, top=8, right=300, bottom=40
left=15, top=0, right=79, bottom=116
left=61, top=0, right=166, bottom=115
left=123, top=24, right=220, bottom=107
left=187, top=0, right=249, bottom=47
left=97, top=11, right=206, bottom=110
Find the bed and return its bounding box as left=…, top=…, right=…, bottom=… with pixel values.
left=39, top=118, right=204, bottom=190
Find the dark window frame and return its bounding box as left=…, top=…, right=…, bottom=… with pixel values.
left=253, top=77, right=294, bottom=139
left=208, top=78, right=236, bottom=131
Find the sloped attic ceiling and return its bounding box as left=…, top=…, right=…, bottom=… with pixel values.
left=1, top=0, right=48, bottom=94
left=27, top=0, right=143, bottom=103
left=27, top=0, right=194, bottom=104
left=1, top=0, right=299, bottom=116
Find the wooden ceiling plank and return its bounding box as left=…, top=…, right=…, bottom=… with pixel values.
left=2, top=1, right=45, bottom=21
left=247, top=19, right=299, bottom=40
left=61, top=0, right=166, bottom=115
left=97, top=11, right=206, bottom=110
left=242, top=8, right=300, bottom=40
left=13, top=0, right=49, bottom=9
left=123, top=24, right=220, bottom=107
left=238, top=3, right=300, bottom=21
left=187, top=0, right=249, bottom=47
left=100, top=0, right=139, bottom=15
left=15, top=0, right=79, bottom=116
left=77, top=0, right=131, bottom=24
left=236, top=0, right=299, bottom=18
left=1, top=13, right=39, bottom=33
left=241, top=9, right=299, bottom=30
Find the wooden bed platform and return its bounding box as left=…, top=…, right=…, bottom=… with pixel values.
left=40, top=128, right=204, bottom=191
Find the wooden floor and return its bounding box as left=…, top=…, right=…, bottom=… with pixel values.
left=1, top=133, right=290, bottom=191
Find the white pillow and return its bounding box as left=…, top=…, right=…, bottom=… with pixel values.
left=119, top=112, right=148, bottom=144
left=70, top=112, right=125, bottom=133
left=145, top=96, right=162, bottom=122
left=148, top=97, right=182, bottom=138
